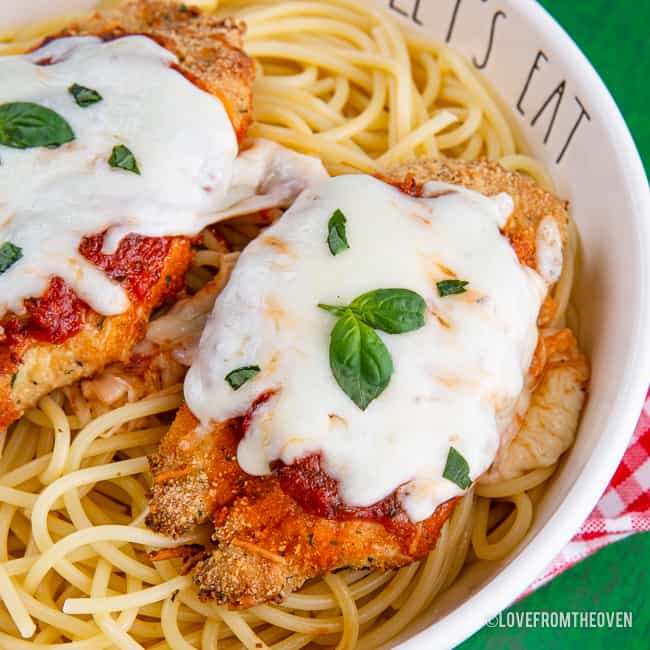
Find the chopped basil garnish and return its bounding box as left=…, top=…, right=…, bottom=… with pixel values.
left=328, top=310, right=393, bottom=410
left=327, top=209, right=349, bottom=256
left=442, top=447, right=472, bottom=489
left=320, top=288, right=426, bottom=334
left=68, top=83, right=102, bottom=107
left=0, top=242, right=23, bottom=274
left=225, top=365, right=260, bottom=390
left=436, top=279, right=469, bottom=297
left=108, top=144, right=140, bottom=174
left=0, top=102, right=74, bottom=149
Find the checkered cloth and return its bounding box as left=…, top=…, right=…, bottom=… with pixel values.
left=528, top=388, right=650, bottom=591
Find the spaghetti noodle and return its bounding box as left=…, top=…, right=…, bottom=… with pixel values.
left=0, top=1, right=580, bottom=648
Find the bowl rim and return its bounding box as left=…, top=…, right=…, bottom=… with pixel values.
left=393, top=1, right=650, bottom=648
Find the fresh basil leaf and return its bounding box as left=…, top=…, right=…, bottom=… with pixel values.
left=68, top=83, right=102, bottom=107
left=349, top=288, right=426, bottom=333
left=442, top=447, right=472, bottom=489
left=0, top=102, right=74, bottom=149
left=436, top=279, right=469, bottom=297
left=327, top=208, right=349, bottom=256
left=0, top=242, right=23, bottom=274
left=108, top=144, right=140, bottom=174
left=319, top=288, right=426, bottom=333
left=225, top=365, right=260, bottom=390
left=329, top=310, right=393, bottom=410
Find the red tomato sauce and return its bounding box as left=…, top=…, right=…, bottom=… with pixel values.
left=2, top=233, right=173, bottom=357
left=240, top=391, right=414, bottom=534
left=79, top=232, right=173, bottom=302
left=3, top=277, right=87, bottom=347
left=272, top=454, right=413, bottom=535
left=241, top=390, right=277, bottom=434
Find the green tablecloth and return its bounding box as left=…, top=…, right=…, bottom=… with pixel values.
left=461, top=2, right=649, bottom=647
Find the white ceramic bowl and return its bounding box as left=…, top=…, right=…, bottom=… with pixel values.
left=3, top=1, right=650, bottom=648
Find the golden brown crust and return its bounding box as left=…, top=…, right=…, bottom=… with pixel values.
left=147, top=404, right=245, bottom=537
left=47, top=0, right=254, bottom=139
left=0, top=239, right=192, bottom=430
left=148, top=406, right=456, bottom=606
left=193, top=480, right=454, bottom=607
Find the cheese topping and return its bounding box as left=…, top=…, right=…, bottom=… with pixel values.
left=185, top=175, right=548, bottom=522
left=0, top=36, right=326, bottom=318
left=536, top=215, right=563, bottom=284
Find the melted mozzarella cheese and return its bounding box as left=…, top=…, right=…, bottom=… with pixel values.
left=185, top=175, right=548, bottom=522
left=536, top=215, right=563, bottom=283
left=0, top=36, right=326, bottom=318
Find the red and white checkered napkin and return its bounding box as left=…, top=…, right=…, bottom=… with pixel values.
left=528, top=387, right=650, bottom=591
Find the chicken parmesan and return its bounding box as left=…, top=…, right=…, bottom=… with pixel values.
left=147, top=160, right=588, bottom=606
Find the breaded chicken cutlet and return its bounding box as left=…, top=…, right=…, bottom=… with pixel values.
left=146, top=158, right=588, bottom=608
left=51, top=0, right=254, bottom=139
left=0, top=1, right=254, bottom=430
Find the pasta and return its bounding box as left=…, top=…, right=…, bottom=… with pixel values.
left=0, top=0, right=580, bottom=648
